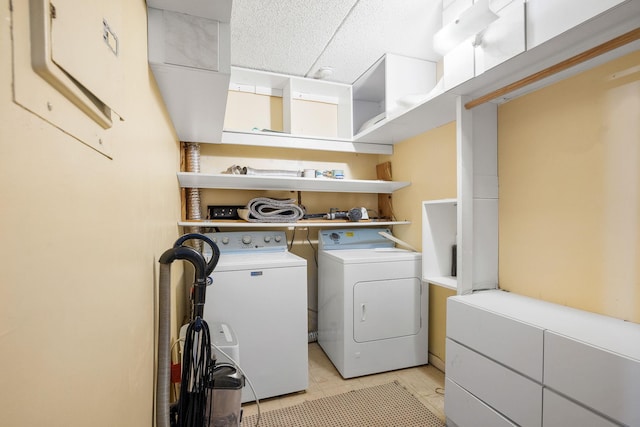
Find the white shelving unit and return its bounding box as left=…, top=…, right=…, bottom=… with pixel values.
left=353, top=0, right=639, bottom=146
left=177, top=172, right=409, bottom=194
left=422, top=199, right=458, bottom=290
left=227, top=66, right=353, bottom=135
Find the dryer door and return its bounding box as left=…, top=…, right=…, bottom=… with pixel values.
left=353, top=277, right=422, bottom=343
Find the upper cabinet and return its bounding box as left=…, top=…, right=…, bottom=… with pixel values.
left=227, top=67, right=353, bottom=140
left=146, top=0, right=639, bottom=149
left=526, top=0, right=627, bottom=50
left=147, top=0, right=232, bottom=143
left=441, top=0, right=526, bottom=91
left=221, top=67, right=393, bottom=154
left=352, top=54, right=438, bottom=139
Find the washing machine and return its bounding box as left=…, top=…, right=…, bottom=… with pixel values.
left=202, top=231, right=308, bottom=402
left=318, top=228, right=427, bottom=378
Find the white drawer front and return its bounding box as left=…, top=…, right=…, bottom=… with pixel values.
left=543, top=388, right=618, bottom=427
left=445, top=378, right=516, bottom=427
left=544, top=331, right=640, bottom=426
left=446, top=339, right=542, bottom=427
left=447, top=297, right=544, bottom=381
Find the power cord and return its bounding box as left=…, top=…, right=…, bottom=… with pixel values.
left=305, top=227, right=318, bottom=267
left=211, top=342, right=261, bottom=427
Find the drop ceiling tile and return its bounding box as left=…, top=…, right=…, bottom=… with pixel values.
left=230, top=0, right=443, bottom=84
left=230, top=0, right=358, bottom=77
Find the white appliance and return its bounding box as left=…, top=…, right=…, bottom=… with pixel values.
left=203, top=231, right=308, bottom=403
left=318, top=228, right=427, bottom=378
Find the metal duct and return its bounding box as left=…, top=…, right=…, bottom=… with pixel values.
left=184, top=143, right=202, bottom=250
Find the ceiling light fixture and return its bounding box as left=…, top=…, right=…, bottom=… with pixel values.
left=313, top=66, right=334, bottom=79
left=433, top=0, right=499, bottom=55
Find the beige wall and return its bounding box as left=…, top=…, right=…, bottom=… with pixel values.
left=498, top=50, right=640, bottom=322
left=0, top=2, right=183, bottom=426
left=381, top=122, right=457, bottom=365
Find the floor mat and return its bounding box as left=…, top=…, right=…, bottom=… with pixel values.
left=241, top=381, right=444, bottom=427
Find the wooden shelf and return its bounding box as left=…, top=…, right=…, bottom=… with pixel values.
left=179, top=219, right=411, bottom=228
left=177, top=172, right=410, bottom=194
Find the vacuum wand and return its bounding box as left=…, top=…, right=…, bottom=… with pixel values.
left=156, top=233, right=221, bottom=427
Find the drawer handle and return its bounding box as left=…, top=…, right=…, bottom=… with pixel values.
left=361, top=303, right=366, bottom=322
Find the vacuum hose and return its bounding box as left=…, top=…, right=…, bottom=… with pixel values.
left=156, top=235, right=220, bottom=427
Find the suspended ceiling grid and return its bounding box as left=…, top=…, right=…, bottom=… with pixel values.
left=229, top=0, right=443, bottom=84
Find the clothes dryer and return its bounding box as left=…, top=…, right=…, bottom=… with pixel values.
left=318, top=228, right=427, bottom=378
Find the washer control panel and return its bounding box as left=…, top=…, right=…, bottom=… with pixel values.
left=204, top=231, right=287, bottom=253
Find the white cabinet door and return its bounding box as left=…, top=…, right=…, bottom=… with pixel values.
left=445, top=378, right=517, bottom=427
left=443, top=41, right=475, bottom=90
left=544, top=330, right=640, bottom=426
left=475, top=0, right=525, bottom=75
left=543, top=389, right=619, bottom=427
left=443, top=0, right=524, bottom=88
left=526, top=0, right=627, bottom=50
left=447, top=296, right=544, bottom=381
left=446, top=339, right=543, bottom=427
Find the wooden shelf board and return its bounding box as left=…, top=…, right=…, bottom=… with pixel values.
left=179, top=219, right=411, bottom=228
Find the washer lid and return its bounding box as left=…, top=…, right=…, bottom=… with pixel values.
left=322, top=248, right=421, bottom=264
left=212, top=251, right=306, bottom=271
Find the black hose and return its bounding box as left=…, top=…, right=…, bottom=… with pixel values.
left=156, top=234, right=219, bottom=427
left=177, top=317, right=213, bottom=427
left=173, top=233, right=220, bottom=277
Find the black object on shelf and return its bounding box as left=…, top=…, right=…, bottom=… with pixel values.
left=451, top=244, right=457, bottom=277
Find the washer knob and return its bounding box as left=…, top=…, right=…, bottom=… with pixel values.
left=274, top=235, right=282, bottom=243
left=264, top=235, right=271, bottom=243
left=221, top=237, right=230, bottom=245
left=242, top=235, right=252, bottom=245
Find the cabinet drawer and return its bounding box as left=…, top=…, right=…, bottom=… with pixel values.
left=544, top=331, right=640, bottom=426
left=447, top=296, right=544, bottom=381
left=446, top=339, right=542, bottom=427
left=445, top=378, right=516, bottom=427
left=543, top=388, right=618, bottom=427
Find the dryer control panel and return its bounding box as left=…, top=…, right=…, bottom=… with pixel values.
left=318, top=228, right=394, bottom=251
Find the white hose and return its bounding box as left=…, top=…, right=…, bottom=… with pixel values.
left=245, top=197, right=305, bottom=223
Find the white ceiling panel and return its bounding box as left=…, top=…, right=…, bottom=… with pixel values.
left=230, top=0, right=359, bottom=78
left=230, top=0, right=443, bottom=84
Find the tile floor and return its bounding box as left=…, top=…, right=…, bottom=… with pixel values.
left=242, top=343, right=446, bottom=423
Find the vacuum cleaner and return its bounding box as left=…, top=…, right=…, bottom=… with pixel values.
left=156, top=233, right=245, bottom=427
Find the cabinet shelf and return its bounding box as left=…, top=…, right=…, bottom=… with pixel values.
left=422, top=199, right=458, bottom=290
left=220, top=130, right=393, bottom=155
left=179, top=219, right=410, bottom=228
left=177, top=172, right=410, bottom=194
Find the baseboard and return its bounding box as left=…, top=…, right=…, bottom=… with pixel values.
left=428, top=353, right=445, bottom=373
